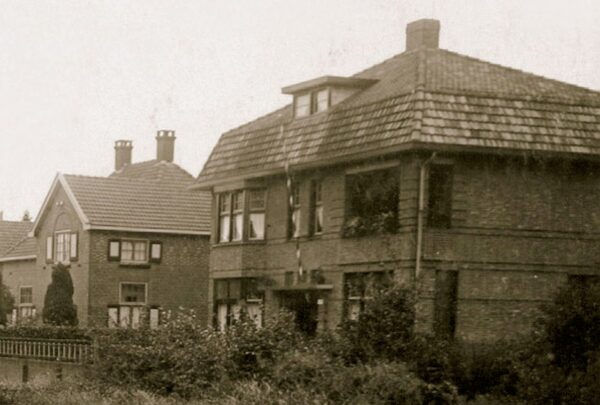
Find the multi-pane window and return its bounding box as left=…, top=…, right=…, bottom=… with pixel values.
left=18, top=286, right=35, bottom=322
left=344, top=168, right=399, bottom=236
left=218, top=189, right=266, bottom=243
left=219, top=193, right=231, bottom=243
left=231, top=191, right=244, bottom=241
left=295, top=89, right=330, bottom=118
left=108, top=240, right=161, bottom=264
left=311, top=89, right=329, bottom=114
left=48, top=231, right=78, bottom=264
left=288, top=183, right=301, bottom=238
left=310, top=180, right=323, bottom=235
left=248, top=189, right=266, bottom=240
left=121, top=240, right=148, bottom=263
left=295, top=93, right=311, bottom=117
left=214, top=278, right=263, bottom=331
left=344, top=272, right=391, bottom=320
left=428, top=165, right=453, bottom=228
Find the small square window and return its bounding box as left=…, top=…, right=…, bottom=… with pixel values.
left=19, top=287, right=33, bottom=305
left=150, top=242, right=162, bottom=263
left=120, top=283, right=147, bottom=305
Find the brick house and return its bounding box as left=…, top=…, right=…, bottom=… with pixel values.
left=25, top=131, right=212, bottom=327
left=193, top=19, right=600, bottom=341
left=0, top=220, right=37, bottom=323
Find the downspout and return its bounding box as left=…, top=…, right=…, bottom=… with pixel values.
left=415, top=152, right=437, bottom=281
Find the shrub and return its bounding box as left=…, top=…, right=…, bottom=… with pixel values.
left=42, top=263, right=78, bottom=326
left=0, top=325, right=91, bottom=340
left=0, top=275, right=15, bottom=326
left=338, top=285, right=415, bottom=362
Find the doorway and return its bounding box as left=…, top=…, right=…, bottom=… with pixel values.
left=279, top=291, right=318, bottom=336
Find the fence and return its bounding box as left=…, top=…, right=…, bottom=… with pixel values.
left=0, top=337, right=92, bottom=363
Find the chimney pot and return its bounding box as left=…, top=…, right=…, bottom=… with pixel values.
left=114, top=140, right=133, bottom=171
left=156, top=130, right=176, bottom=162
left=406, top=19, right=440, bottom=51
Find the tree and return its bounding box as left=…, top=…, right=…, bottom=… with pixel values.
left=0, top=273, right=15, bottom=326
left=42, top=263, right=78, bottom=326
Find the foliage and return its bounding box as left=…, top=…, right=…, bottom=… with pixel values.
left=42, top=263, right=78, bottom=326
left=338, top=285, right=416, bottom=362
left=0, top=325, right=91, bottom=340
left=0, top=275, right=15, bottom=326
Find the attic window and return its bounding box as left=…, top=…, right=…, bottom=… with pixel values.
left=294, top=89, right=329, bottom=118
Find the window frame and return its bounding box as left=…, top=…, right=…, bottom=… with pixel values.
left=288, top=182, right=301, bottom=239
left=294, top=88, right=331, bottom=118
left=54, top=230, right=72, bottom=264
left=120, top=239, right=149, bottom=264
left=217, top=189, right=267, bottom=244
left=309, top=179, right=323, bottom=236
left=427, top=164, right=453, bottom=229
left=214, top=278, right=264, bottom=330
left=19, top=286, right=33, bottom=306
left=343, top=271, right=392, bottom=320
left=343, top=167, right=400, bottom=237
left=119, top=282, right=148, bottom=306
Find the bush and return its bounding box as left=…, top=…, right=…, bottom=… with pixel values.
left=338, top=285, right=415, bottom=362
left=0, top=274, right=15, bottom=326
left=42, top=263, right=78, bottom=326
left=0, top=325, right=91, bottom=340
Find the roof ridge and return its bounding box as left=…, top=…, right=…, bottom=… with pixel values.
left=433, top=48, right=600, bottom=97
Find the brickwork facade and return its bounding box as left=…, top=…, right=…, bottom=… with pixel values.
left=208, top=153, right=600, bottom=341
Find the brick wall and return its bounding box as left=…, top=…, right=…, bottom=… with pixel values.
left=208, top=152, right=600, bottom=341
left=87, top=230, right=210, bottom=327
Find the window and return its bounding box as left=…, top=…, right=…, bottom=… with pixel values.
left=309, top=180, right=323, bottom=236
left=53, top=231, right=77, bottom=264
left=288, top=183, right=301, bottom=238
left=108, top=240, right=160, bottom=264
left=19, top=287, right=32, bottom=305
left=294, top=89, right=330, bottom=118
left=108, top=305, right=159, bottom=329
left=18, top=286, right=35, bottom=322
left=428, top=165, right=453, bottom=228
left=120, top=283, right=147, bottom=304
left=214, top=278, right=263, bottom=331
left=344, top=272, right=391, bottom=320
left=217, top=189, right=266, bottom=243
left=248, top=189, right=266, bottom=240
left=121, top=240, right=148, bottom=263
left=344, top=168, right=399, bottom=236
left=295, top=93, right=311, bottom=117
left=434, top=270, right=458, bottom=339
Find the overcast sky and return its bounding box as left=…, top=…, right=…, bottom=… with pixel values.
left=0, top=0, right=598, bottom=221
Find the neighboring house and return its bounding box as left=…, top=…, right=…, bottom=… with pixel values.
left=193, top=19, right=600, bottom=341
left=0, top=221, right=37, bottom=323
left=27, top=131, right=212, bottom=327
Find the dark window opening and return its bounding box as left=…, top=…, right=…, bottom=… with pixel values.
left=434, top=270, right=458, bottom=339
left=344, top=271, right=393, bottom=320
left=428, top=165, right=453, bottom=228
left=343, top=168, right=399, bottom=237
left=214, top=278, right=263, bottom=331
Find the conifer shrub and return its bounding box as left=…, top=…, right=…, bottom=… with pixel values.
left=0, top=276, right=15, bottom=326
left=42, top=263, right=78, bottom=326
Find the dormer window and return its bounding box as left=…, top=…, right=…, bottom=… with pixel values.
left=294, top=89, right=330, bottom=118
left=283, top=76, right=377, bottom=119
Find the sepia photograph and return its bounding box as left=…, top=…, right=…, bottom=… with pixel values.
left=0, top=0, right=599, bottom=403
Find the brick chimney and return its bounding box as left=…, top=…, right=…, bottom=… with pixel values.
left=156, top=130, right=176, bottom=162
left=406, top=19, right=440, bottom=51
left=114, top=140, right=133, bottom=171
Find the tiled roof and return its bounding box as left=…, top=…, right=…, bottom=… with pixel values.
left=196, top=48, right=600, bottom=186
left=0, top=221, right=32, bottom=257
left=2, top=236, right=36, bottom=260
left=110, top=159, right=195, bottom=186
left=62, top=174, right=211, bottom=234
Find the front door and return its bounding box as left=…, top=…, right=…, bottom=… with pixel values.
left=280, top=291, right=318, bottom=336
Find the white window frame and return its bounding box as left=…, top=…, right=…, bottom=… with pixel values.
left=119, top=282, right=148, bottom=305
left=120, top=240, right=149, bottom=264
left=54, top=230, right=71, bottom=264
left=19, top=286, right=33, bottom=306
left=248, top=189, right=266, bottom=240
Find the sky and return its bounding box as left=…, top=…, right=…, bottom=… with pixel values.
left=0, top=0, right=598, bottom=221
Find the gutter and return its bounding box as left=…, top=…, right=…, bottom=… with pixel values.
left=415, top=152, right=437, bottom=281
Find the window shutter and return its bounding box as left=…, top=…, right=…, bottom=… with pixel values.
left=108, top=240, right=121, bottom=261
left=70, top=232, right=78, bottom=262
left=150, top=242, right=162, bottom=263
left=149, top=307, right=160, bottom=329
left=107, top=307, right=119, bottom=328
left=46, top=236, right=53, bottom=263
